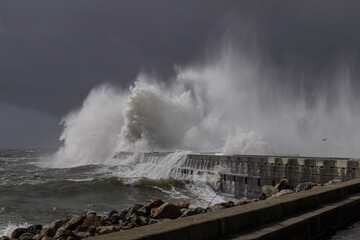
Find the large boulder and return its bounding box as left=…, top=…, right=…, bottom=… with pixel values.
left=153, top=203, right=182, bottom=219
left=41, top=220, right=65, bottom=238
left=295, top=182, right=313, bottom=192
left=26, top=225, right=42, bottom=235
left=271, top=189, right=294, bottom=198
left=173, top=201, right=190, bottom=210
left=53, top=228, right=79, bottom=240
left=82, top=214, right=102, bottom=228
left=275, top=177, right=294, bottom=191
left=261, top=185, right=279, bottom=198
left=11, top=228, right=27, bottom=239
left=145, top=199, right=164, bottom=212
left=64, top=214, right=86, bottom=231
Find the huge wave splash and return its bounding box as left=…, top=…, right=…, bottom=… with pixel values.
left=53, top=46, right=360, bottom=169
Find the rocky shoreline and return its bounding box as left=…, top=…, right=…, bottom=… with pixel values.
left=1, top=177, right=341, bottom=240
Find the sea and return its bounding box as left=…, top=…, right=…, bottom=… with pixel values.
left=0, top=149, right=231, bottom=237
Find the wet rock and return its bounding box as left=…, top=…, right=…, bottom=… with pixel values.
left=180, top=209, right=198, bottom=218
left=326, top=179, right=342, bottom=185
left=155, top=203, right=182, bottom=219
left=65, top=214, right=86, bottom=231
left=53, top=228, right=79, bottom=240
left=207, top=204, right=225, bottom=212
left=220, top=201, right=235, bottom=208
left=74, top=232, right=90, bottom=239
left=41, top=236, right=53, bottom=240
left=41, top=220, right=65, bottom=238
left=110, top=210, right=127, bottom=223
left=26, top=225, right=43, bottom=235
left=311, top=182, right=325, bottom=188
left=19, top=233, right=34, bottom=240
left=173, top=201, right=190, bottom=210
left=295, top=182, right=313, bottom=192
left=98, top=226, right=115, bottom=235
left=275, top=177, right=294, bottom=191
left=125, top=206, right=146, bottom=220
left=194, top=207, right=206, bottom=214
left=33, top=234, right=44, bottom=240
left=145, top=199, right=164, bottom=212
left=74, top=225, right=87, bottom=233
left=108, top=210, right=118, bottom=218
left=261, top=185, right=278, bottom=198
left=82, top=214, right=102, bottom=228
left=138, top=216, right=148, bottom=226
left=236, top=199, right=258, bottom=206
left=129, top=213, right=139, bottom=224
left=258, top=192, right=267, bottom=200
left=88, top=227, right=96, bottom=236
left=272, top=189, right=294, bottom=198
left=12, top=228, right=28, bottom=239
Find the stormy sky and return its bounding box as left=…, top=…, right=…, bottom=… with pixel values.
left=1, top=0, right=360, bottom=148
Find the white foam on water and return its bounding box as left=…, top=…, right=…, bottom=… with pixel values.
left=0, top=222, right=30, bottom=237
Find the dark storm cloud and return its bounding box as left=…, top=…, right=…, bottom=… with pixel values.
left=1, top=0, right=360, bottom=148
left=0, top=0, right=233, bottom=116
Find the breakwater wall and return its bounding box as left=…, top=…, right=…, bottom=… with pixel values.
left=114, top=152, right=360, bottom=198
left=184, top=154, right=360, bottom=198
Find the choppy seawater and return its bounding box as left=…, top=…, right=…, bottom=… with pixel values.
left=0, top=149, right=230, bottom=236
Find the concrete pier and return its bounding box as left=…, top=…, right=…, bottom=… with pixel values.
left=93, top=178, right=360, bottom=240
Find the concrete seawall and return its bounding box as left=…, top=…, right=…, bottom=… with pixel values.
left=114, top=152, right=360, bottom=198
left=93, top=178, right=360, bottom=240
left=182, top=154, right=360, bottom=198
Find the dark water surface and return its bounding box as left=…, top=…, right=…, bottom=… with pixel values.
left=0, top=149, right=223, bottom=236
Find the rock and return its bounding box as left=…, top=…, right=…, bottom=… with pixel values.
left=98, top=226, right=115, bottom=235
left=74, top=225, right=88, bottom=233
left=125, top=206, right=146, bottom=220
left=75, top=231, right=90, bottom=239
left=108, top=210, right=118, bottom=218
left=275, top=177, right=294, bottom=191
left=173, top=201, right=190, bottom=209
left=154, top=203, right=182, bottom=219
left=129, top=213, right=139, bottom=224
left=41, top=220, right=65, bottom=237
left=138, top=216, right=148, bottom=226
left=207, top=204, right=225, bottom=212
left=326, top=179, right=342, bottom=185
left=271, top=189, right=294, bottom=198
left=311, top=182, right=324, bottom=188
left=82, top=214, right=102, bottom=228
left=145, top=199, right=164, bottom=213
left=26, top=225, right=43, bottom=235
left=194, top=207, right=206, bottom=214
left=11, top=228, right=28, bottom=239
left=220, top=201, right=235, bottom=208
left=258, top=192, right=267, bottom=200
left=33, top=234, right=44, bottom=240
left=65, top=214, right=86, bottom=231
left=53, top=228, right=79, bottom=240
left=41, top=236, right=53, bottom=240
left=19, top=233, right=34, bottom=240
left=261, top=185, right=279, bottom=198
left=88, top=226, right=96, bottom=236
left=180, top=209, right=198, bottom=218
left=110, top=211, right=127, bottom=223
left=295, top=182, right=313, bottom=192
left=0, top=236, right=10, bottom=240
